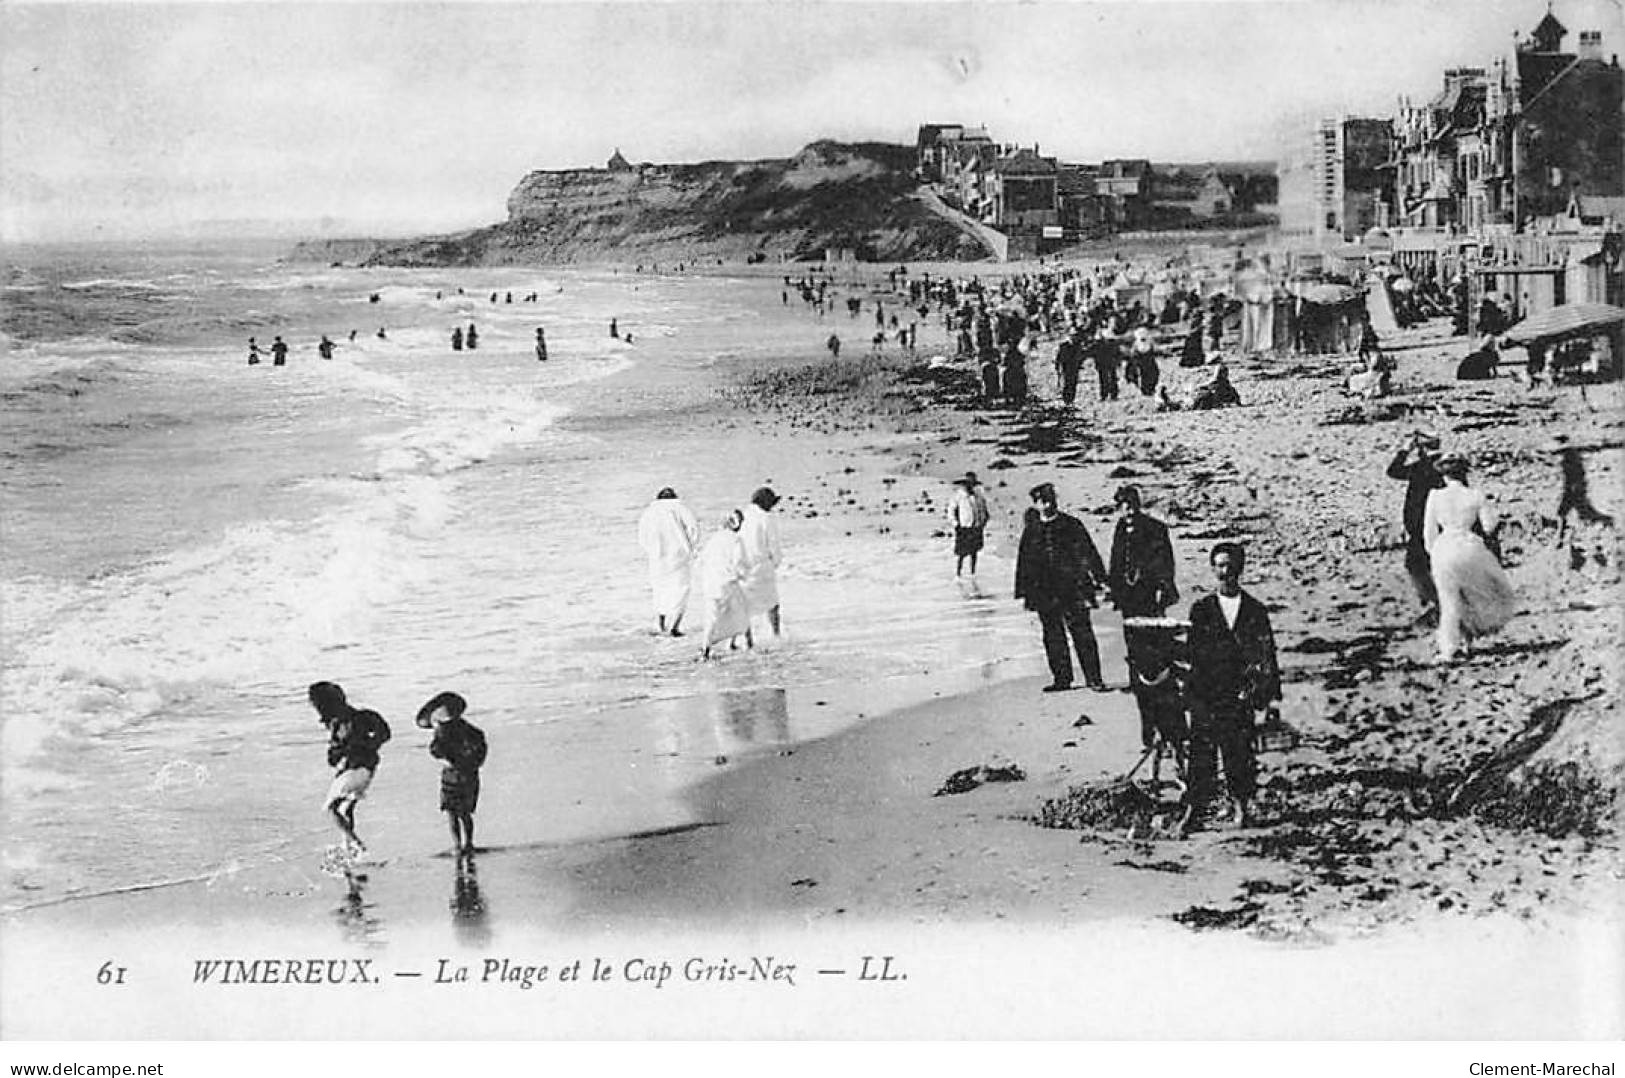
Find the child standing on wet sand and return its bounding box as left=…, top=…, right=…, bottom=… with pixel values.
left=416, top=691, right=488, bottom=859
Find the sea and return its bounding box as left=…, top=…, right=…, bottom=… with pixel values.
left=0, top=238, right=1037, bottom=916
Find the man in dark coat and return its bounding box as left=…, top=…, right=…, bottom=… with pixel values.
left=1014, top=483, right=1110, bottom=693
left=1108, top=485, right=1177, bottom=616
left=1089, top=331, right=1121, bottom=402
left=1185, top=543, right=1280, bottom=829
left=1385, top=431, right=1444, bottom=623
left=1000, top=340, right=1027, bottom=406
left=1108, top=484, right=1180, bottom=682
left=1054, top=326, right=1085, bottom=405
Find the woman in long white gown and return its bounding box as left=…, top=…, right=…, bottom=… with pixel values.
left=1423, top=454, right=1516, bottom=663
left=698, top=509, right=754, bottom=660
left=636, top=488, right=700, bottom=636
left=739, top=487, right=784, bottom=636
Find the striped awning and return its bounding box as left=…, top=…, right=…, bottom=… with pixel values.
left=1502, top=303, right=1625, bottom=346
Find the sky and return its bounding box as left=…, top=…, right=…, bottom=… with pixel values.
left=2, top=0, right=1620, bottom=242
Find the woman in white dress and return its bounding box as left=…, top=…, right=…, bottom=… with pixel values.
left=698, top=509, right=754, bottom=660
left=739, top=486, right=784, bottom=636
left=636, top=487, right=700, bottom=636
left=1423, top=454, right=1516, bottom=663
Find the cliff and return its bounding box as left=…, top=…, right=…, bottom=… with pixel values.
left=290, top=141, right=995, bottom=266
left=286, top=237, right=396, bottom=265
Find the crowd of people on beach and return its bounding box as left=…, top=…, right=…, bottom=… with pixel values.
left=992, top=425, right=1515, bottom=831
left=302, top=252, right=1547, bottom=865
left=244, top=283, right=596, bottom=369
left=763, top=255, right=1531, bottom=831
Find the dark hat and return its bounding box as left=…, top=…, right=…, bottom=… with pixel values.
left=1029, top=482, right=1057, bottom=503
left=308, top=681, right=347, bottom=722
left=656, top=487, right=678, bottom=500
left=415, top=690, right=467, bottom=729
left=963, top=471, right=980, bottom=486
left=1114, top=484, right=1143, bottom=508
left=751, top=486, right=781, bottom=510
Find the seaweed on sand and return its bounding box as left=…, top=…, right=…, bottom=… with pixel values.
left=1035, top=779, right=1160, bottom=831
left=934, top=762, right=1027, bottom=797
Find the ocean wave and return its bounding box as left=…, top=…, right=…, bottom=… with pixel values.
left=60, top=277, right=166, bottom=292
left=0, top=475, right=449, bottom=767
left=0, top=356, right=132, bottom=406
left=0, top=376, right=570, bottom=770
left=109, top=312, right=283, bottom=346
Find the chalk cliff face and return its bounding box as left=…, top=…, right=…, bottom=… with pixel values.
left=290, top=141, right=994, bottom=266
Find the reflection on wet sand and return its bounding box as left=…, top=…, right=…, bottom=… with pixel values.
left=450, top=859, right=492, bottom=949
left=647, top=686, right=796, bottom=777
left=334, top=869, right=384, bottom=946
left=713, top=687, right=791, bottom=759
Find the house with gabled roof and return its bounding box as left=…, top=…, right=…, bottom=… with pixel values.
left=989, top=146, right=1059, bottom=230
left=917, top=123, right=995, bottom=184
left=1480, top=12, right=1623, bottom=229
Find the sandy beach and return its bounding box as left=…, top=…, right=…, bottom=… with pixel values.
left=2, top=256, right=1620, bottom=1039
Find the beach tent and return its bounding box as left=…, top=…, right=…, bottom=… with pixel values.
left=1236, top=271, right=1275, bottom=354
left=1290, top=281, right=1365, bottom=355
left=1111, top=272, right=1153, bottom=309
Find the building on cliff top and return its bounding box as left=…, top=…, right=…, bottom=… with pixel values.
left=917, top=123, right=994, bottom=183
left=607, top=149, right=632, bottom=173
left=990, top=146, right=1059, bottom=231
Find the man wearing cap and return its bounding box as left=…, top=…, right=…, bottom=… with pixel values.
left=637, top=487, right=701, bottom=637
left=1386, top=431, right=1445, bottom=624
left=740, top=486, right=785, bottom=636
left=1014, top=482, right=1110, bottom=693
left=948, top=472, right=992, bottom=577
left=1108, top=484, right=1179, bottom=682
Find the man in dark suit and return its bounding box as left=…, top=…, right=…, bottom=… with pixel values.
left=1108, top=485, right=1178, bottom=617
left=1053, top=325, right=1085, bottom=405
left=1386, top=430, right=1445, bottom=624
left=1014, top=483, right=1110, bottom=693
left=1185, top=542, right=1280, bottom=829
left=1108, top=484, right=1180, bottom=684
left=1089, top=330, right=1121, bottom=402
